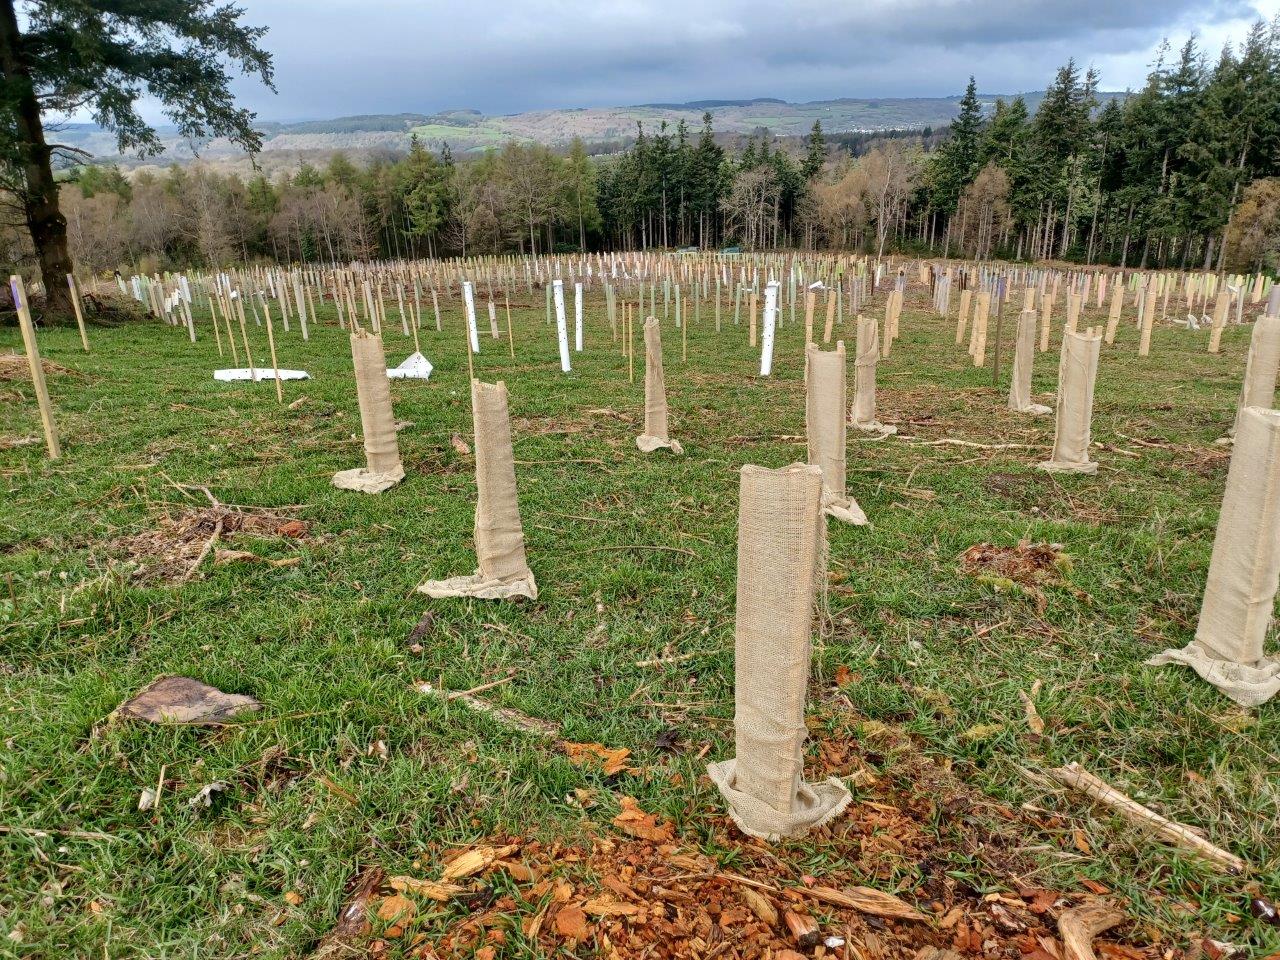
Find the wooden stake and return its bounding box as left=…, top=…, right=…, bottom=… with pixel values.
left=505, top=295, right=515, bottom=358
left=10, top=275, right=60, bottom=459
left=682, top=302, right=687, bottom=363
left=804, top=289, right=816, bottom=346
left=235, top=294, right=256, bottom=381
left=464, top=309, right=475, bottom=382
left=208, top=296, right=224, bottom=357
left=66, top=275, right=89, bottom=351
left=261, top=299, right=284, bottom=404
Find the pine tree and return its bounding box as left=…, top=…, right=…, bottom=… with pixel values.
left=803, top=120, right=826, bottom=180
left=0, top=0, right=272, bottom=312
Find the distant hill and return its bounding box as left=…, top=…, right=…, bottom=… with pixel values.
left=56, top=91, right=1128, bottom=172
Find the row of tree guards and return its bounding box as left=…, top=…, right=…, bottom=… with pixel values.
left=7, top=250, right=1280, bottom=839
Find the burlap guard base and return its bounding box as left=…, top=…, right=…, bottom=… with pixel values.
left=850, top=314, right=896, bottom=436
left=1039, top=329, right=1100, bottom=474
left=419, top=379, right=537, bottom=601
left=636, top=316, right=684, bottom=454
left=333, top=328, right=404, bottom=494
left=1219, top=314, right=1280, bottom=445
left=707, top=463, right=852, bottom=841
left=1008, top=308, right=1052, bottom=416
left=1148, top=406, right=1280, bottom=706
left=806, top=342, right=868, bottom=525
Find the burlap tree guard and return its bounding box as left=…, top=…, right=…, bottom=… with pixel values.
left=1009, top=308, right=1052, bottom=416
left=1039, top=329, right=1100, bottom=474
left=1148, top=406, right=1280, bottom=706
left=636, top=317, right=683, bottom=454
left=851, top=314, right=896, bottom=435
left=418, top=380, right=537, bottom=600
left=708, top=463, right=852, bottom=840
left=806, top=342, right=867, bottom=525
left=332, top=328, right=405, bottom=493
left=1233, top=315, right=1280, bottom=436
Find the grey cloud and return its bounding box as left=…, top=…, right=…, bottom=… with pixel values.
left=226, top=0, right=1273, bottom=119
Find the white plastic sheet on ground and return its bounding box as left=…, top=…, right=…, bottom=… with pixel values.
left=387, top=352, right=433, bottom=380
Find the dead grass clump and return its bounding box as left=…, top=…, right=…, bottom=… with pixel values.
left=0, top=351, right=73, bottom=381
left=109, top=505, right=309, bottom=584
left=960, top=540, right=1069, bottom=592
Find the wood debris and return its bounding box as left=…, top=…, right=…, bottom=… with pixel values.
left=1050, top=763, right=1246, bottom=873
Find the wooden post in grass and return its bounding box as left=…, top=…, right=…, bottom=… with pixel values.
left=10, top=275, right=60, bottom=459
left=235, top=294, right=257, bottom=382
left=804, top=288, right=816, bottom=346
left=505, top=296, right=515, bottom=358
left=66, top=275, right=89, bottom=351
left=823, top=288, right=836, bottom=343
left=628, top=303, right=635, bottom=384
left=261, top=298, right=284, bottom=404
left=991, top=277, right=1006, bottom=387
left=465, top=310, right=475, bottom=382
left=749, top=290, right=758, bottom=347
left=222, top=300, right=240, bottom=365
left=208, top=296, right=224, bottom=357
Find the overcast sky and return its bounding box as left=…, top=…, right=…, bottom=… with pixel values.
left=225, top=0, right=1279, bottom=120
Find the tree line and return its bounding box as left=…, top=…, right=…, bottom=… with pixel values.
left=7, top=17, right=1280, bottom=284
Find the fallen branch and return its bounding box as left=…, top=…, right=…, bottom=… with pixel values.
left=635, top=651, right=700, bottom=668
left=1050, top=762, right=1246, bottom=873
left=444, top=673, right=515, bottom=700
left=416, top=681, right=560, bottom=739
left=913, top=439, right=1036, bottom=450
left=0, top=824, right=119, bottom=842
left=1093, top=443, right=1142, bottom=459
left=1114, top=432, right=1174, bottom=450
left=576, top=544, right=697, bottom=558
left=667, top=855, right=927, bottom=923
left=180, top=517, right=223, bottom=583
left=1059, top=902, right=1125, bottom=960
left=801, top=884, right=928, bottom=922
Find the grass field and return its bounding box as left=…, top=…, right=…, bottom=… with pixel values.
left=1, top=283, right=1277, bottom=958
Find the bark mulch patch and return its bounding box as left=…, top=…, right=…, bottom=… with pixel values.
left=322, top=725, right=1180, bottom=960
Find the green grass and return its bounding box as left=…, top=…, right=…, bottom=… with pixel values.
left=1, top=285, right=1277, bottom=957
left=407, top=123, right=521, bottom=151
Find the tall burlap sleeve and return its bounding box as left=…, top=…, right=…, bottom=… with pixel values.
left=418, top=379, right=537, bottom=600
left=1008, top=308, right=1052, bottom=416
left=332, top=328, right=405, bottom=493
left=1038, top=329, right=1100, bottom=474
left=850, top=314, right=895, bottom=435
left=636, top=317, right=683, bottom=454
left=806, top=342, right=867, bottom=525
left=1148, top=406, right=1280, bottom=706
left=707, top=464, right=852, bottom=841
left=1232, top=315, right=1280, bottom=436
